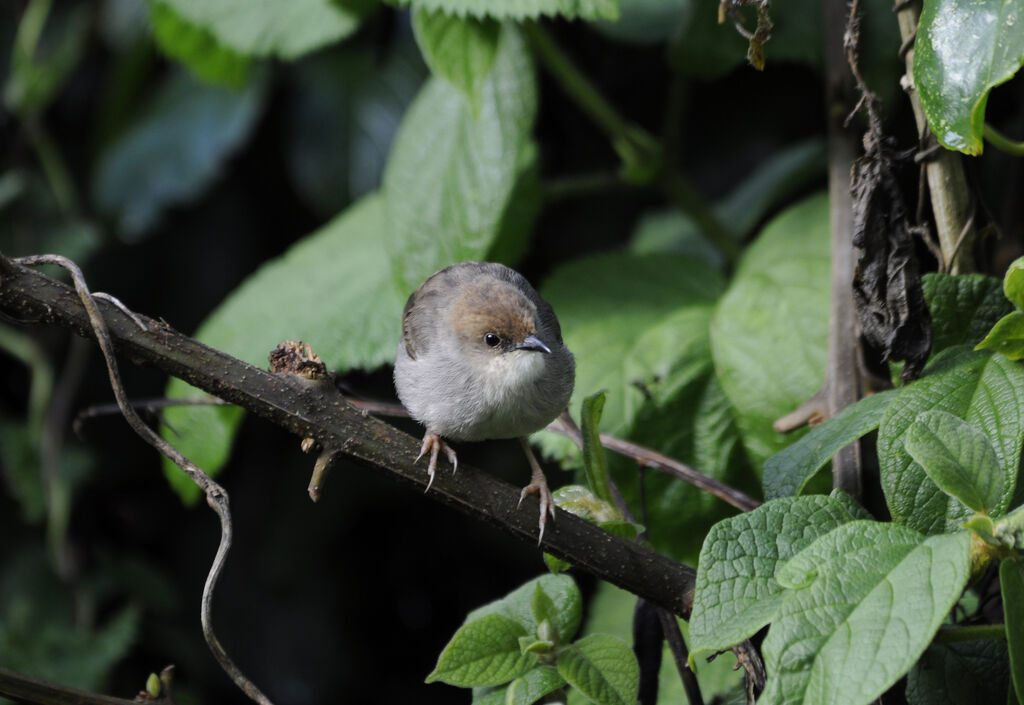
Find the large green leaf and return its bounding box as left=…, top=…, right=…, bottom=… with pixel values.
left=382, top=23, right=538, bottom=294
left=154, top=0, right=365, bottom=59
left=537, top=252, right=723, bottom=462
left=710, top=193, right=831, bottom=466
left=878, top=346, right=1024, bottom=534
left=557, top=634, right=638, bottom=705
left=915, top=0, right=1024, bottom=154
left=762, top=523, right=971, bottom=705
left=92, top=67, right=267, bottom=240
left=149, top=0, right=249, bottom=87
left=906, top=640, right=1010, bottom=705
left=161, top=194, right=402, bottom=503
left=412, top=9, right=500, bottom=111
left=426, top=613, right=537, bottom=687
left=689, top=491, right=869, bottom=656
left=923, top=272, right=1012, bottom=356
left=903, top=409, right=1007, bottom=515
left=975, top=311, right=1024, bottom=359
left=390, top=0, right=617, bottom=20
left=763, top=390, right=897, bottom=500
left=283, top=38, right=425, bottom=216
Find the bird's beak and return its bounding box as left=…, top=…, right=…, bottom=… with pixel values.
left=516, top=335, right=552, bottom=354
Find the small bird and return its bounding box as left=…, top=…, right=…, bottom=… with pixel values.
left=394, top=261, right=575, bottom=541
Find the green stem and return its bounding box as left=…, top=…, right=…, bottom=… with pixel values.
left=25, top=119, right=77, bottom=215
left=523, top=22, right=635, bottom=145
left=984, top=123, right=1024, bottom=157
left=933, top=623, right=1006, bottom=644
left=523, top=22, right=736, bottom=265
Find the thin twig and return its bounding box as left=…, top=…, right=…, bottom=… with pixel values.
left=12, top=255, right=275, bottom=705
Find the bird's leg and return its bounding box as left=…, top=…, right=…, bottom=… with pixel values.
left=416, top=431, right=458, bottom=492
left=517, top=436, right=556, bottom=544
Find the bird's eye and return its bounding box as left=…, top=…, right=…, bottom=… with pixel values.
left=484, top=333, right=501, bottom=348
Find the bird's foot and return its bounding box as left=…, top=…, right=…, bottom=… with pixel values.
left=416, top=431, right=458, bottom=492
left=518, top=475, right=555, bottom=545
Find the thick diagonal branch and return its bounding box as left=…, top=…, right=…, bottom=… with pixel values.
left=0, top=255, right=696, bottom=618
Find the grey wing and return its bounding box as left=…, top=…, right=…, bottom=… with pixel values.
left=400, top=277, right=446, bottom=359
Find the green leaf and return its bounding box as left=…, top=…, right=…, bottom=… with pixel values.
left=412, top=8, right=500, bottom=110
left=427, top=614, right=537, bottom=687
left=903, top=409, right=1006, bottom=514
left=161, top=194, right=401, bottom=502
left=283, top=38, right=426, bottom=217
left=762, top=523, right=971, bottom=705
left=467, top=575, right=583, bottom=647
left=711, top=193, right=831, bottom=465
left=976, top=311, right=1024, bottom=359
left=383, top=24, right=538, bottom=294
left=582, top=582, right=743, bottom=703
left=530, top=585, right=560, bottom=643
left=581, top=391, right=614, bottom=506
left=878, top=346, right=1024, bottom=534
left=914, top=0, right=1024, bottom=154
left=506, top=666, right=565, bottom=705
left=557, top=634, right=638, bottom=705
left=390, top=0, right=618, bottom=21
left=1005, top=256, right=1024, bottom=310
left=149, top=0, right=249, bottom=87
left=689, top=491, right=867, bottom=656
left=923, top=272, right=1013, bottom=355
left=763, top=389, right=897, bottom=500
left=92, top=67, right=268, bottom=240
left=906, top=640, right=1010, bottom=705
left=550, top=485, right=620, bottom=523
left=154, top=0, right=365, bottom=59
left=538, top=252, right=723, bottom=463
left=1003, top=559, right=1024, bottom=705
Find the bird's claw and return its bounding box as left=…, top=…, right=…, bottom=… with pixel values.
left=416, top=432, right=457, bottom=493
left=519, top=476, right=556, bottom=545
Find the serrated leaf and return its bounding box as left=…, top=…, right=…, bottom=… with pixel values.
left=914, top=0, right=1024, bottom=154
left=427, top=613, right=537, bottom=687
left=92, top=67, right=267, bottom=240
left=904, top=409, right=1006, bottom=514
left=283, top=38, right=425, bottom=217
left=161, top=194, right=401, bottom=503
left=467, top=575, right=583, bottom=647
left=1003, top=559, right=1024, bottom=705
left=761, top=523, right=971, bottom=705
left=506, top=665, right=565, bottom=705
left=537, top=252, right=723, bottom=463
left=711, top=193, right=831, bottom=465
left=976, top=311, right=1024, bottom=359
left=923, top=272, right=1013, bottom=355
left=1005, top=256, right=1024, bottom=310
left=412, top=8, right=499, bottom=110
left=557, top=634, right=638, bottom=705
left=689, top=492, right=866, bottom=656
left=878, top=346, right=1024, bottom=534
left=154, top=0, right=364, bottom=59
left=391, top=0, right=618, bottom=20
left=763, top=389, right=897, bottom=500
left=906, top=640, right=1010, bottom=705
left=383, top=24, right=538, bottom=294
left=581, top=391, right=614, bottom=506
left=149, top=0, right=249, bottom=87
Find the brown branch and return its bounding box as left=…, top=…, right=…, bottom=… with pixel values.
left=10, top=255, right=274, bottom=705
left=0, top=665, right=171, bottom=705
left=0, top=254, right=697, bottom=619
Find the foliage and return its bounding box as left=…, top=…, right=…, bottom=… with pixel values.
left=3, top=0, right=1024, bottom=702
